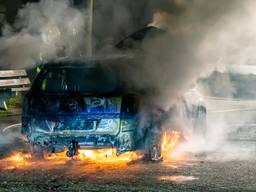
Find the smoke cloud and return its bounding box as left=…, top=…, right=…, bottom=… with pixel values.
left=0, top=0, right=87, bottom=69
left=133, top=0, right=256, bottom=157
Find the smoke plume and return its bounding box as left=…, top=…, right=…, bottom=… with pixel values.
left=0, top=0, right=87, bottom=69
left=134, top=0, right=256, bottom=157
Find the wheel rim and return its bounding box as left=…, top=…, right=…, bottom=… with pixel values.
left=150, top=145, right=161, bottom=161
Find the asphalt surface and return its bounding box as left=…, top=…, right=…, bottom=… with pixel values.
left=0, top=115, right=256, bottom=192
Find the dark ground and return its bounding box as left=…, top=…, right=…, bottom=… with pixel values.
left=1, top=158, right=256, bottom=192
left=1, top=115, right=256, bottom=192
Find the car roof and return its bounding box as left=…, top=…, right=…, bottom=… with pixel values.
left=41, top=54, right=133, bottom=69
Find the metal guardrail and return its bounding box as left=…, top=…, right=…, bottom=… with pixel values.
left=205, top=97, right=246, bottom=101
left=206, top=97, right=256, bottom=112
left=0, top=70, right=31, bottom=110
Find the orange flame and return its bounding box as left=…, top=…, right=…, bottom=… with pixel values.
left=1, top=152, right=32, bottom=170
left=0, top=148, right=139, bottom=170
left=161, top=131, right=181, bottom=155
left=78, top=148, right=139, bottom=163
left=45, top=148, right=139, bottom=164
left=1, top=132, right=182, bottom=170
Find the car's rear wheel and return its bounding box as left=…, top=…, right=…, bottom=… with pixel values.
left=149, top=144, right=162, bottom=162
left=144, top=130, right=163, bottom=162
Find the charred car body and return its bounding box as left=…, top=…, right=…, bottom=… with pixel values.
left=21, top=59, right=163, bottom=161
left=21, top=55, right=206, bottom=161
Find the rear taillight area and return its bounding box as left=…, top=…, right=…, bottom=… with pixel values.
left=121, top=94, right=140, bottom=119
left=120, top=94, right=140, bottom=133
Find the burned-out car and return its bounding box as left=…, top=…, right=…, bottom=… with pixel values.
left=21, top=58, right=206, bottom=161
left=21, top=59, right=165, bottom=161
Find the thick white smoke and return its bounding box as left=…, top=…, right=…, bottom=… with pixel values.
left=0, top=0, right=87, bottom=69
left=144, top=0, right=256, bottom=158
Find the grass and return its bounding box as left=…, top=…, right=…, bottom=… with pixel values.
left=0, top=94, right=23, bottom=117
left=5, top=93, right=23, bottom=108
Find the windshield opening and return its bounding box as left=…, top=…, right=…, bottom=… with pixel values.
left=39, top=66, right=119, bottom=94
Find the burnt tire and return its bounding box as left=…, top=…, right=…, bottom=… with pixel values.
left=144, top=130, right=163, bottom=162
left=149, top=144, right=163, bottom=162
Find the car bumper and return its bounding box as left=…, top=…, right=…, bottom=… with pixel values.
left=22, top=115, right=138, bottom=155
left=26, top=131, right=136, bottom=155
